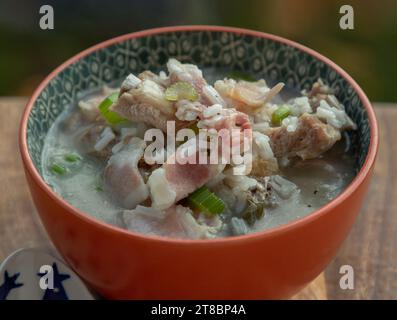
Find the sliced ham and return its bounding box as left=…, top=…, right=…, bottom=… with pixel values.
left=122, top=205, right=221, bottom=239
left=198, top=106, right=253, bottom=173
left=197, top=106, right=251, bottom=132
left=147, top=136, right=225, bottom=210
left=104, top=137, right=149, bottom=209
left=146, top=100, right=253, bottom=210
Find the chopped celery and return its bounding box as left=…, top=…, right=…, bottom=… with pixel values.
left=98, top=92, right=128, bottom=125
left=64, top=153, right=81, bottom=163
left=272, top=105, right=290, bottom=125
left=50, top=163, right=67, bottom=175
left=165, top=81, right=198, bottom=102
left=186, top=186, right=225, bottom=216
left=50, top=152, right=82, bottom=176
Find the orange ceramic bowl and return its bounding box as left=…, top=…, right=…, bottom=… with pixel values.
left=19, top=26, right=378, bottom=299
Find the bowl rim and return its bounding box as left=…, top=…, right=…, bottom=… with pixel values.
left=19, top=25, right=379, bottom=245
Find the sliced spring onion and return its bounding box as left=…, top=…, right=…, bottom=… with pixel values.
left=98, top=92, right=128, bottom=125
left=272, top=105, right=290, bottom=126
left=95, top=186, right=104, bottom=192
left=165, top=81, right=198, bottom=102
left=242, top=199, right=265, bottom=226
left=50, top=163, right=67, bottom=175
left=64, top=153, right=81, bottom=163
left=186, top=186, right=225, bottom=216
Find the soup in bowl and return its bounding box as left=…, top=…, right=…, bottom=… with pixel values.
left=19, top=26, right=378, bottom=299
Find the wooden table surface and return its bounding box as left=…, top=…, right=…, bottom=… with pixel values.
left=0, top=98, right=395, bottom=300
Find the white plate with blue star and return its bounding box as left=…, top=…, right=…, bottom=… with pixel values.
left=0, top=248, right=94, bottom=300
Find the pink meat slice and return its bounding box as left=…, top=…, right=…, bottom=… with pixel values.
left=122, top=205, right=220, bottom=239
left=147, top=109, right=252, bottom=210
left=147, top=136, right=225, bottom=209
left=104, top=137, right=149, bottom=209
left=164, top=160, right=222, bottom=202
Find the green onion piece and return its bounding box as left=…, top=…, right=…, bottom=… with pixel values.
left=272, top=105, right=291, bottom=125
left=98, top=92, right=128, bottom=125
left=64, top=153, right=81, bottom=163
left=95, top=186, right=103, bottom=192
left=186, top=186, right=225, bottom=216
left=165, top=81, right=198, bottom=102
left=50, top=163, right=67, bottom=175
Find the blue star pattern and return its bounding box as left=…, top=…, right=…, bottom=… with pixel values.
left=0, top=271, right=23, bottom=300
left=37, top=262, right=70, bottom=300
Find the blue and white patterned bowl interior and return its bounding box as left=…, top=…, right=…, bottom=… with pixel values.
left=27, top=30, right=370, bottom=175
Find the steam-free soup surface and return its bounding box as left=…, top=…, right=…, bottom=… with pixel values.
left=42, top=60, right=356, bottom=239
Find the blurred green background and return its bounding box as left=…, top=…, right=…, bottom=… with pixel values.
left=0, top=0, right=396, bottom=101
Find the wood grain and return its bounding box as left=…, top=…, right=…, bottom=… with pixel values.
left=0, top=98, right=49, bottom=258
left=0, top=98, right=395, bottom=299
left=324, top=104, right=397, bottom=300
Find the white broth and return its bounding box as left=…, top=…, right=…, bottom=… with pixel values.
left=42, top=62, right=356, bottom=239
